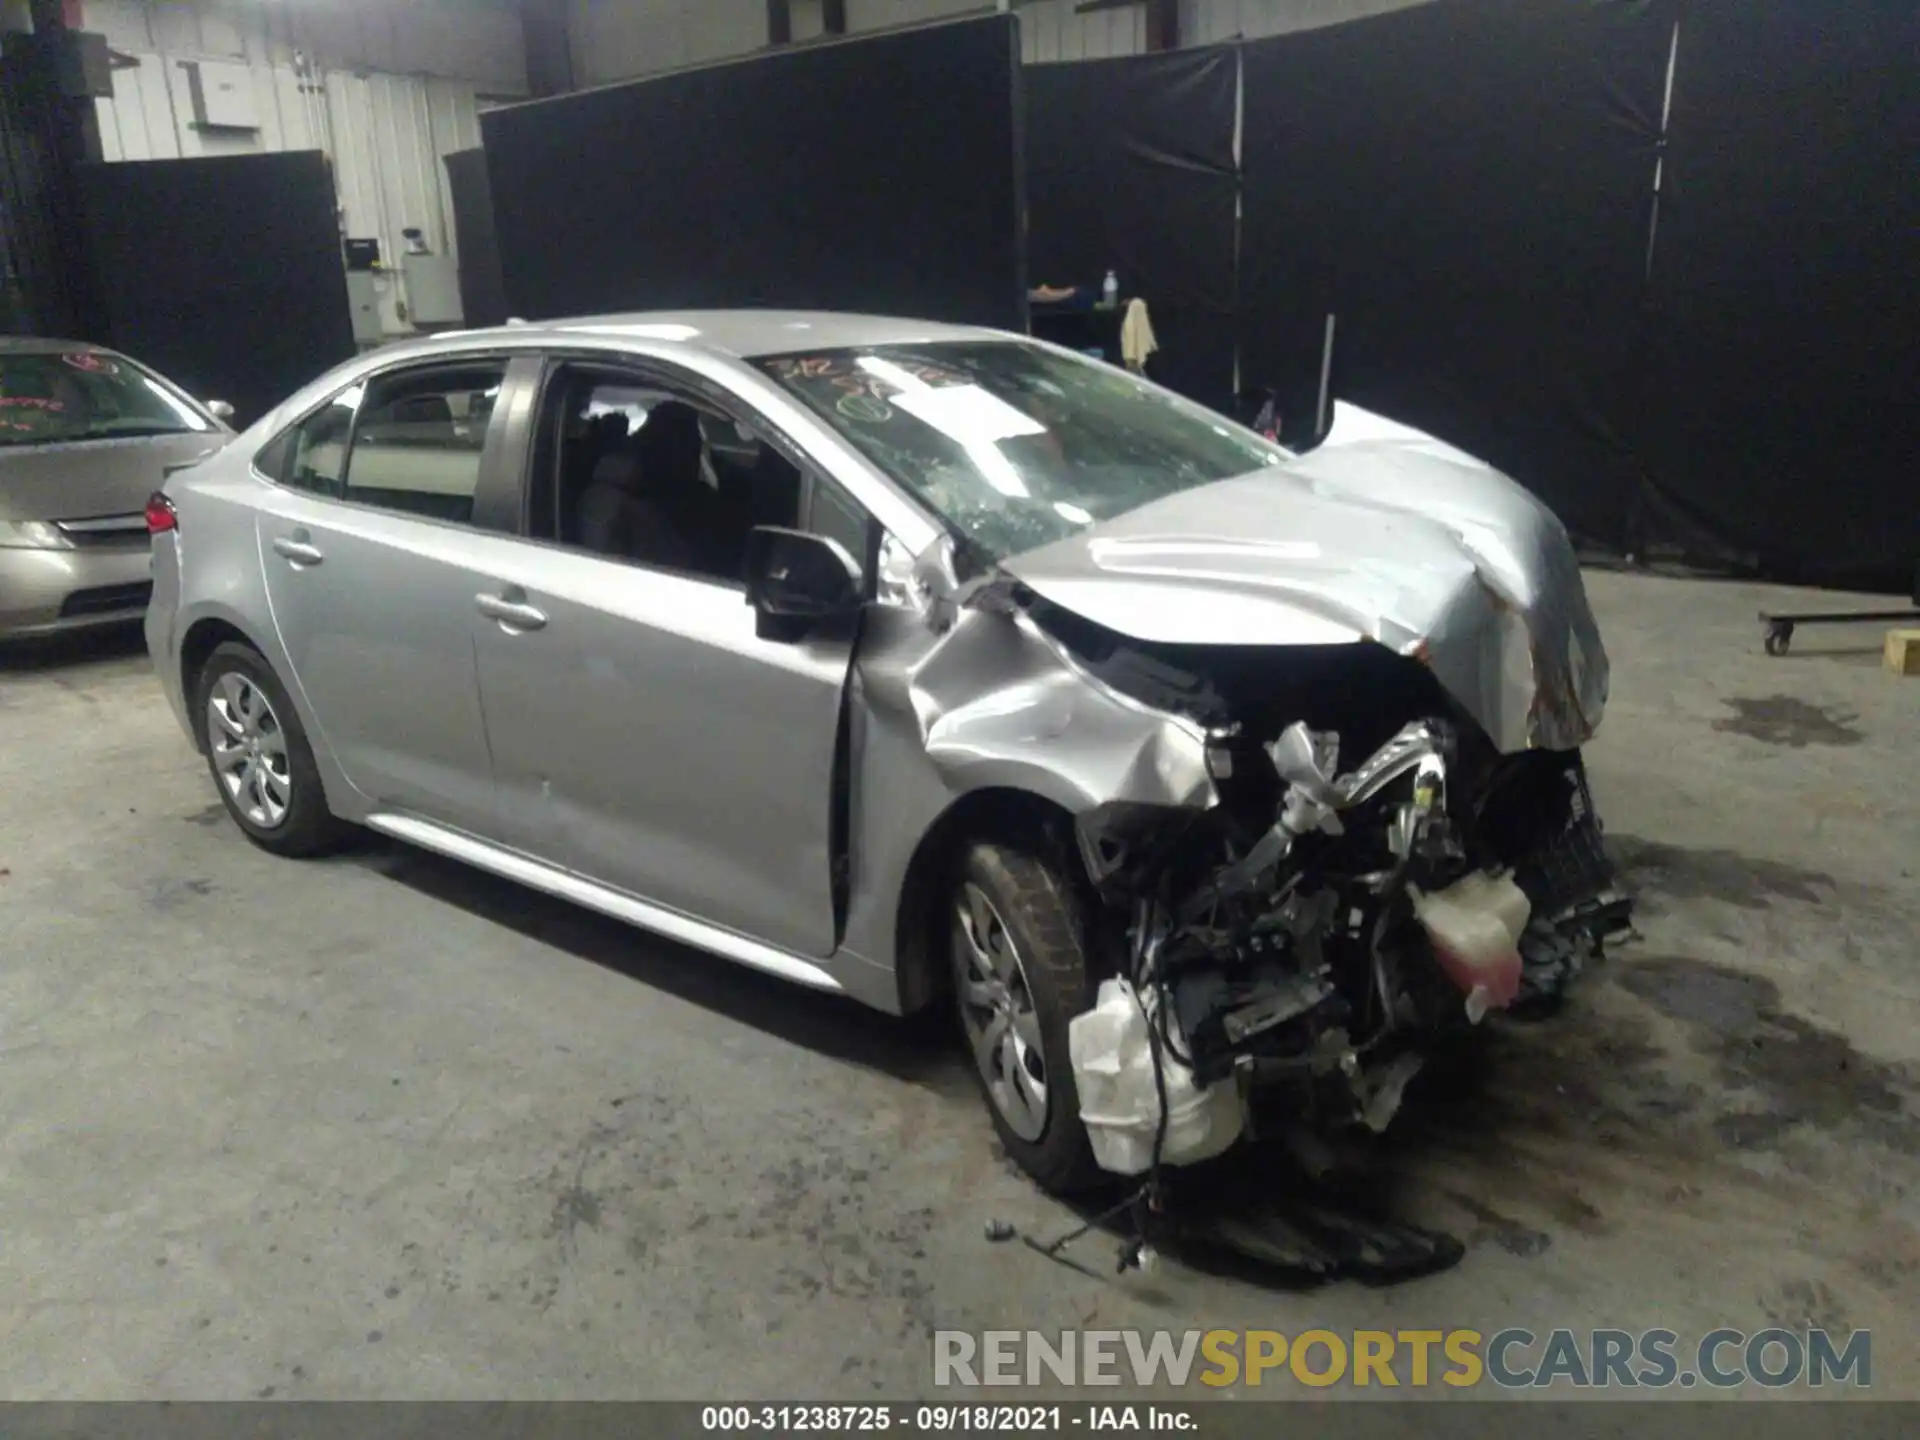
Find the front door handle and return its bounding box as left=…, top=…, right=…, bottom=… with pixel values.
left=476, top=592, right=548, bottom=632
left=272, top=535, right=324, bottom=566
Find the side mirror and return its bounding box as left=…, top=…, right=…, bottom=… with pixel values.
left=206, top=400, right=236, bottom=423
left=742, top=525, right=862, bottom=640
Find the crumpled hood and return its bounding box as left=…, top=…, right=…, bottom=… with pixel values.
left=1000, top=403, right=1609, bottom=754
left=0, top=432, right=229, bottom=523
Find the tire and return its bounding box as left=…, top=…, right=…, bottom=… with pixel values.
left=193, top=641, right=351, bottom=858
left=951, top=840, right=1106, bottom=1197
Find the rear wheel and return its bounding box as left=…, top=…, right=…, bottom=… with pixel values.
left=194, top=641, right=350, bottom=857
left=951, top=841, right=1105, bottom=1197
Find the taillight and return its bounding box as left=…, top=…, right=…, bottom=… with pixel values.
left=145, top=492, right=178, bottom=535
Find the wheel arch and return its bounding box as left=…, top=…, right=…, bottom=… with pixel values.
left=891, top=785, right=1113, bottom=1017
left=177, top=614, right=274, bottom=754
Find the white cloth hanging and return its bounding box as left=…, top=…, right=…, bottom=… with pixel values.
left=1120, top=297, right=1159, bottom=372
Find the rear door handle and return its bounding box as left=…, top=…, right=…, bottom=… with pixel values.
left=272, top=536, right=324, bottom=566
left=476, top=592, right=548, bottom=631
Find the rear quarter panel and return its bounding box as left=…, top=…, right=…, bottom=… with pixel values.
left=162, top=451, right=365, bottom=819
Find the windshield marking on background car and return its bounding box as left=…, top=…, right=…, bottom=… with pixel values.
left=0, top=352, right=215, bottom=448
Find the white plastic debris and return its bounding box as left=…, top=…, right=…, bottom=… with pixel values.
left=1068, top=978, right=1245, bottom=1176
left=1409, top=870, right=1532, bottom=1015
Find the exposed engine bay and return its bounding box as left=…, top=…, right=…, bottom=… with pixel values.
left=1041, top=608, right=1634, bottom=1177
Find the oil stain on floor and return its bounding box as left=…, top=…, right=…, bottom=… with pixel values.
left=1713, top=695, right=1864, bottom=748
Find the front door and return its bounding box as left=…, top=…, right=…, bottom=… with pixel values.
left=472, top=359, right=861, bottom=958
left=478, top=554, right=851, bottom=957
left=256, top=359, right=513, bottom=836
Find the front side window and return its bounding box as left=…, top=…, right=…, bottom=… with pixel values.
left=0, top=349, right=215, bottom=447
left=540, top=366, right=811, bottom=584
left=755, top=342, right=1289, bottom=563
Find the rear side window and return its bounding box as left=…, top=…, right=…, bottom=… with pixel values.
left=256, top=362, right=507, bottom=523
left=252, top=428, right=294, bottom=482
left=278, top=388, right=359, bottom=498
left=342, top=363, right=506, bottom=524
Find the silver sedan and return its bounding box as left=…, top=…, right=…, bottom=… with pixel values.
left=0, top=337, right=231, bottom=640
left=147, top=312, right=1626, bottom=1195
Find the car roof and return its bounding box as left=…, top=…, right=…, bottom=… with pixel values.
left=0, top=336, right=111, bottom=356
left=435, top=310, right=1009, bottom=360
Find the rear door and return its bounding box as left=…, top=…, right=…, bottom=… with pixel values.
left=255, top=356, right=527, bottom=836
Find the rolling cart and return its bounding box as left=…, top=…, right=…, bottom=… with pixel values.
left=1760, top=561, right=1920, bottom=655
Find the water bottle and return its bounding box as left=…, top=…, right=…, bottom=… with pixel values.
left=1102, top=270, right=1119, bottom=307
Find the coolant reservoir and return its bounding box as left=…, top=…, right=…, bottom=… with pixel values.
left=1409, top=871, right=1531, bottom=1019
left=1068, top=979, right=1245, bottom=1175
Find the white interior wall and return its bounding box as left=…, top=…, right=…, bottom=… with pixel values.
left=845, top=1, right=1147, bottom=62
left=567, top=0, right=1439, bottom=83
left=566, top=0, right=770, bottom=89
left=1018, top=1, right=1145, bottom=62
left=1181, top=0, right=1431, bottom=45
left=842, top=0, right=982, bottom=31
left=80, top=0, right=528, bottom=91
left=80, top=0, right=516, bottom=332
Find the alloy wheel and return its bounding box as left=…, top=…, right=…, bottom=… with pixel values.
left=953, top=881, right=1050, bottom=1142
left=207, top=671, right=292, bottom=830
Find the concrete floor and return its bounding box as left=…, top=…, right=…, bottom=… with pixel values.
left=1, top=570, right=1915, bottom=1401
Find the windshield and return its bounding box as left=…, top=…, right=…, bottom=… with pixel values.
left=0, top=350, right=215, bottom=448
left=755, top=341, right=1289, bottom=561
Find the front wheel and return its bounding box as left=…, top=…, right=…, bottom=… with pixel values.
left=194, top=641, right=351, bottom=857
left=950, top=841, right=1106, bottom=1197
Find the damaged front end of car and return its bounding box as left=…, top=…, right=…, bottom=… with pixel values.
left=1066, top=692, right=1630, bottom=1176
left=999, top=604, right=1629, bottom=1187
left=887, top=540, right=1632, bottom=1184
left=854, top=401, right=1635, bottom=1212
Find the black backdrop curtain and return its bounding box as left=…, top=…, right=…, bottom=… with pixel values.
left=1630, top=0, right=1920, bottom=590
left=77, top=152, right=354, bottom=425
left=0, top=45, right=87, bottom=337
left=443, top=147, right=510, bottom=330
left=1025, top=46, right=1238, bottom=412
left=1238, top=0, right=1674, bottom=552
left=481, top=14, right=1026, bottom=333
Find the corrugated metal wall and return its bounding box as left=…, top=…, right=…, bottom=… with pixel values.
left=848, top=0, right=1149, bottom=62
left=80, top=0, right=527, bottom=92
left=81, top=0, right=512, bottom=330
left=1180, top=0, right=1431, bottom=45
left=323, top=74, right=485, bottom=265
left=92, top=51, right=328, bottom=161
left=568, top=0, right=773, bottom=88
left=567, top=0, right=1438, bottom=80
left=1020, top=1, right=1146, bottom=62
